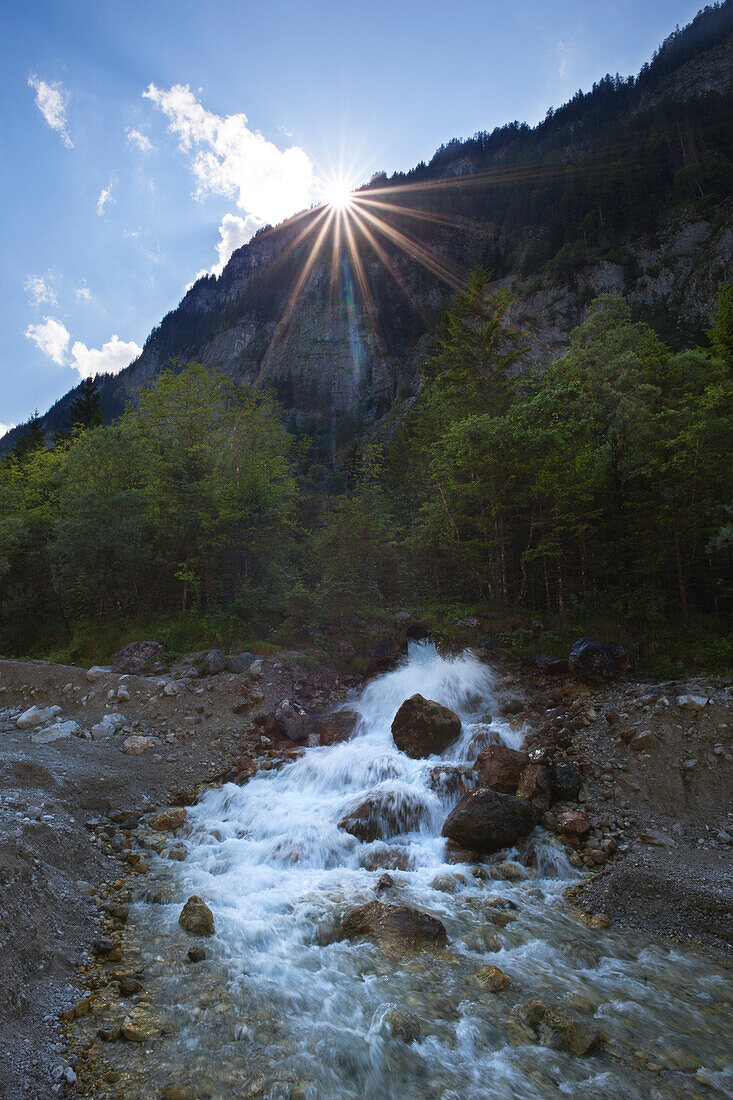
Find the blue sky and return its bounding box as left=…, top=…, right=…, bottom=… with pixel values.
left=1, top=0, right=705, bottom=431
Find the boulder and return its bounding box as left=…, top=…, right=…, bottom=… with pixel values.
left=86, top=666, right=112, bottom=683
left=316, top=709, right=359, bottom=746
left=17, top=704, right=62, bottom=730
left=381, top=1008, right=422, bottom=1043
left=150, top=807, right=187, bottom=832
left=516, top=763, right=552, bottom=809
left=629, top=730, right=658, bottom=752
left=339, top=789, right=429, bottom=843
left=122, top=735, right=158, bottom=756
left=203, top=649, right=226, bottom=676
left=568, top=637, right=631, bottom=682
left=508, top=998, right=602, bottom=1055
left=405, top=622, right=431, bottom=642
left=179, top=895, right=215, bottom=936
left=262, top=699, right=316, bottom=744
left=441, top=789, right=540, bottom=853
left=342, top=901, right=447, bottom=952
left=677, top=694, right=708, bottom=711
left=91, top=713, right=126, bottom=740
left=427, top=764, right=475, bottom=800
left=555, top=809, right=592, bottom=837
left=475, top=745, right=528, bottom=794
left=391, top=694, right=461, bottom=759
left=226, top=652, right=255, bottom=673
left=111, top=640, right=164, bottom=675
left=551, top=762, right=582, bottom=802
left=535, top=654, right=570, bottom=675
left=468, top=965, right=512, bottom=992
left=30, top=720, right=80, bottom=744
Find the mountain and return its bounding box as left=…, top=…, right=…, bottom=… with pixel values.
left=5, top=1, right=733, bottom=457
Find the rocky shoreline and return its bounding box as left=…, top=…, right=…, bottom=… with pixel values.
left=0, top=642, right=731, bottom=1097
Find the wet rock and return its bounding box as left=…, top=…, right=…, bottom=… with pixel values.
left=382, top=1008, right=422, bottom=1043
left=339, top=789, right=429, bottom=843
left=431, top=873, right=459, bottom=892
left=405, top=622, right=431, bottom=642
left=316, top=709, right=359, bottom=746
left=441, top=789, right=540, bottom=853
left=227, top=651, right=255, bottom=673
left=361, top=847, right=411, bottom=872
left=203, top=649, right=226, bottom=676
left=150, top=807, right=187, bottom=832
left=468, top=964, right=512, bottom=992
left=342, top=901, right=447, bottom=952
left=427, top=764, right=475, bottom=800
left=266, top=699, right=316, bottom=744
left=187, top=946, right=207, bottom=963
left=474, top=745, right=528, bottom=795
left=555, top=809, right=592, bottom=837
left=516, top=763, right=552, bottom=809
left=492, top=860, right=524, bottom=881
left=112, top=640, right=164, bottom=675
left=568, top=637, right=631, bottom=682
left=509, top=998, right=602, bottom=1055
left=92, top=938, right=117, bottom=956
left=122, top=735, right=158, bottom=756
left=121, top=1014, right=156, bottom=1042
left=167, top=843, right=188, bottom=861
left=119, top=978, right=143, bottom=996
left=179, top=895, right=215, bottom=936
left=391, top=694, right=461, bottom=758
left=376, top=873, right=394, bottom=891
left=551, top=762, right=582, bottom=802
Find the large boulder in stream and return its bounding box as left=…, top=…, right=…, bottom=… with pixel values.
left=391, top=694, right=461, bottom=758
left=265, top=699, right=317, bottom=744
left=178, top=896, right=215, bottom=936
left=316, top=709, right=359, bottom=746
left=568, top=637, right=631, bottom=682
left=475, top=745, right=528, bottom=795
left=342, top=901, right=447, bottom=952
left=441, top=788, right=540, bottom=853
left=339, top=788, right=430, bottom=843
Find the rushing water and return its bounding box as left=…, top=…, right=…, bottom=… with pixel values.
left=97, top=644, right=733, bottom=1099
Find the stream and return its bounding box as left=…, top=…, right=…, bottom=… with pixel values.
left=85, top=643, right=733, bottom=1099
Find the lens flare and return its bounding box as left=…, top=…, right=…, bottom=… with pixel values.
left=323, top=177, right=354, bottom=210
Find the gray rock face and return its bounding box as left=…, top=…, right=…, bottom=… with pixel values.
left=391, top=695, right=461, bottom=759
left=441, top=788, right=540, bottom=852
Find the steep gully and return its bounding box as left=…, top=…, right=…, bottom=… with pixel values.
left=71, top=643, right=732, bottom=1099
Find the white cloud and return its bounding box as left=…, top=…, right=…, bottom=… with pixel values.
left=143, top=83, right=313, bottom=225
left=75, top=280, right=92, bottom=301
left=126, top=127, right=153, bottom=152
left=97, top=179, right=117, bottom=216
left=24, top=274, right=57, bottom=307
left=69, top=335, right=142, bottom=379
left=212, top=212, right=262, bottom=274
left=28, top=75, right=73, bottom=148
left=0, top=423, right=16, bottom=438
left=25, top=317, right=70, bottom=365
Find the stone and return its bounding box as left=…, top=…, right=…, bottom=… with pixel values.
left=551, top=762, right=582, bottom=801
left=509, top=998, right=602, bottom=1055
left=391, top=694, right=461, bottom=758
left=535, top=654, right=570, bottom=674
left=376, top=873, right=394, bottom=891
left=426, top=763, right=474, bottom=800
left=316, top=709, right=359, bottom=746
left=187, top=946, right=207, bottom=963
left=492, top=860, right=524, bottom=880
left=468, top=965, right=511, bottom=992
left=266, top=699, right=316, bottom=744
left=382, top=1008, right=422, bottom=1043
left=405, top=622, right=431, bottom=642
left=122, top=735, right=158, bottom=756
left=120, top=1015, right=155, bottom=1042
left=629, top=730, right=657, bottom=751
left=203, top=649, right=226, bottom=675
left=86, top=666, right=112, bottom=682
left=91, top=713, right=126, bottom=740
left=150, top=807, right=187, bottom=832
left=112, top=641, right=164, bottom=675
left=226, top=651, right=255, bottom=673
left=431, top=873, right=458, bottom=892
left=441, top=788, right=540, bottom=853
left=568, top=637, right=631, bottom=682
left=516, top=763, right=552, bottom=809
left=342, top=901, right=447, bottom=952
left=179, top=895, right=215, bottom=936
left=555, top=809, right=592, bottom=837
left=676, top=694, right=708, bottom=711
left=339, top=788, right=428, bottom=843
left=30, top=720, right=80, bottom=743
left=474, top=744, right=528, bottom=794
left=119, top=978, right=143, bottom=996
left=16, top=704, right=62, bottom=730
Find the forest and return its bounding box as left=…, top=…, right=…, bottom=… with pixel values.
left=2, top=281, right=731, bottom=673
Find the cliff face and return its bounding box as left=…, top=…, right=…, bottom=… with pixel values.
left=4, top=3, right=732, bottom=454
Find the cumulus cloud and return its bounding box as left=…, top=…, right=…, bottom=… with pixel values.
left=70, top=335, right=142, bottom=379
left=212, top=212, right=262, bottom=274
left=143, top=83, right=313, bottom=225
left=75, top=280, right=92, bottom=301
left=25, top=317, right=70, bottom=365
left=24, top=274, right=58, bottom=307
left=97, top=179, right=117, bottom=216
left=28, top=75, right=73, bottom=148
left=126, top=127, right=153, bottom=152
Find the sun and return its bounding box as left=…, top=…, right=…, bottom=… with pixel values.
left=323, top=177, right=354, bottom=211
